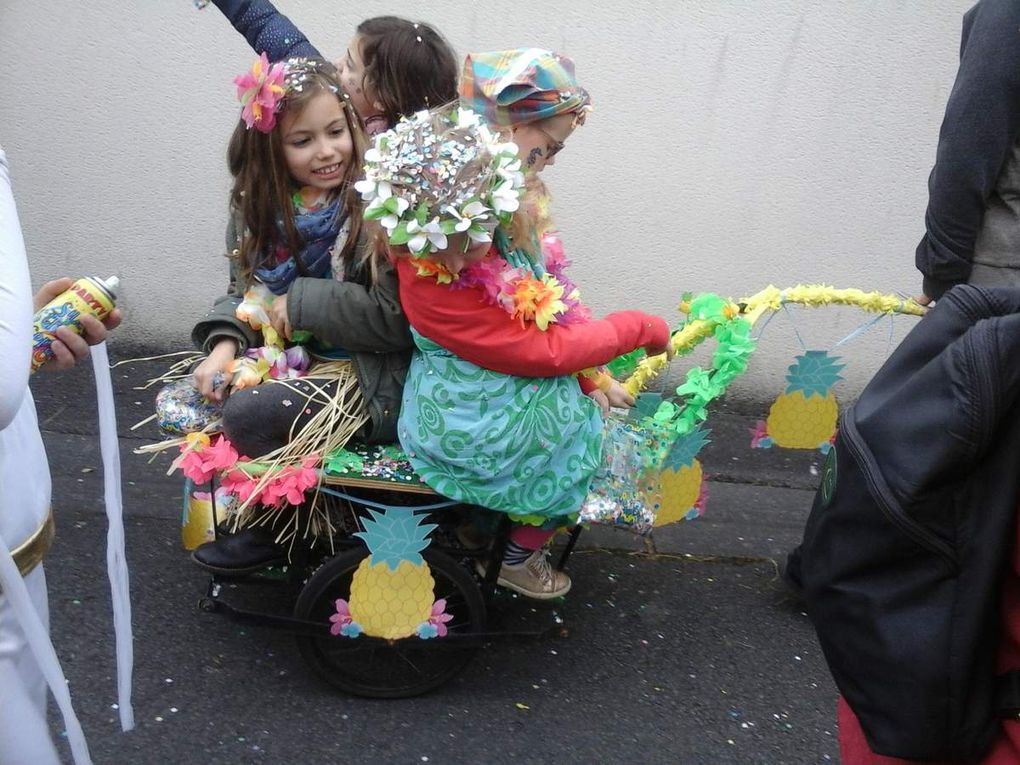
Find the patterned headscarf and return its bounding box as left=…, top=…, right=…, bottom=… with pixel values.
left=459, top=48, right=592, bottom=128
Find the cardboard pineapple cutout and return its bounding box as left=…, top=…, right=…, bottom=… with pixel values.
left=348, top=510, right=438, bottom=639
left=654, top=426, right=710, bottom=526
left=756, top=350, right=844, bottom=451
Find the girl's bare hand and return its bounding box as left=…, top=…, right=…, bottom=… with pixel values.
left=193, top=339, right=237, bottom=402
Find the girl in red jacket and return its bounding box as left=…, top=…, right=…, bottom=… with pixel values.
left=360, top=51, right=672, bottom=599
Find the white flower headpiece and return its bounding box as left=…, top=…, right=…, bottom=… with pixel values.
left=356, top=106, right=525, bottom=256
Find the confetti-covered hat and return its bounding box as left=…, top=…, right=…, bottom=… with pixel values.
left=459, top=48, right=592, bottom=128
left=356, top=106, right=525, bottom=256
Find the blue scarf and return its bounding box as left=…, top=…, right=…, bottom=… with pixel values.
left=255, top=196, right=347, bottom=295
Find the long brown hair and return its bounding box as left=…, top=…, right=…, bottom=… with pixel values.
left=228, top=60, right=371, bottom=285
left=356, top=17, right=458, bottom=125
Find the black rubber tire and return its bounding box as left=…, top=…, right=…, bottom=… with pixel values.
left=293, top=546, right=486, bottom=698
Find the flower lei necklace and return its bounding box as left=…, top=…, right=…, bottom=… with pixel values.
left=409, top=231, right=591, bottom=331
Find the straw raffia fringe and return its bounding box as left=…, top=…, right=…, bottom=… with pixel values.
left=133, top=360, right=368, bottom=548
left=227, top=361, right=369, bottom=548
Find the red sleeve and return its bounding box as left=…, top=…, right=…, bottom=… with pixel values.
left=396, top=258, right=669, bottom=378
left=577, top=374, right=599, bottom=395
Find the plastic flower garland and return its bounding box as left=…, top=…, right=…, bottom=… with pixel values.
left=234, top=53, right=287, bottom=133
left=228, top=284, right=312, bottom=390
left=356, top=107, right=525, bottom=256
left=619, top=285, right=928, bottom=461
left=640, top=294, right=757, bottom=445
left=406, top=232, right=591, bottom=331
left=234, top=56, right=342, bottom=134
left=622, top=285, right=926, bottom=398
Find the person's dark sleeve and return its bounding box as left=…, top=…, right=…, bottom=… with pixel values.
left=191, top=214, right=261, bottom=354
left=916, top=0, right=1020, bottom=298
left=287, top=258, right=413, bottom=353
left=210, top=0, right=321, bottom=61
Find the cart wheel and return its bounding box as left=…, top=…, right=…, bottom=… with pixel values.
left=293, top=546, right=486, bottom=698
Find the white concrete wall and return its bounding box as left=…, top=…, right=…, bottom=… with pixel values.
left=1, top=1, right=973, bottom=400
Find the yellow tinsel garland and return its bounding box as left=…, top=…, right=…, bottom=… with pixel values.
left=622, top=284, right=925, bottom=396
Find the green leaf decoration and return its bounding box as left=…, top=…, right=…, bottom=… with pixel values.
left=389, top=222, right=412, bottom=246
left=663, top=427, right=711, bottom=471
left=688, top=294, right=728, bottom=322
left=629, top=392, right=664, bottom=422
left=628, top=294, right=758, bottom=466
left=353, top=509, right=438, bottom=571
left=653, top=400, right=680, bottom=422
left=675, top=367, right=715, bottom=399
left=785, top=350, right=845, bottom=398
left=607, top=348, right=646, bottom=378
left=324, top=448, right=364, bottom=475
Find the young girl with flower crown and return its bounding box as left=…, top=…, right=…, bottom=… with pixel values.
left=186, top=56, right=413, bottom=574
left=206, top=0, right=458, bottom=136
left=358, top=50, right=672, bottom=599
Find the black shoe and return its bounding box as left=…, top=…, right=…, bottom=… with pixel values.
left=191, top=526, right=287, bottom=575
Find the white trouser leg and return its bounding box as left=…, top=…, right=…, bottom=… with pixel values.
left=0, top=565, right=60, bottom=765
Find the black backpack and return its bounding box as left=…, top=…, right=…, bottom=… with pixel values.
left=798, top=285, right=1020, bottom=761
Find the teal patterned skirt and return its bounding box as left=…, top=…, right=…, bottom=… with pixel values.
left=398, top=330, right=604, bottom=522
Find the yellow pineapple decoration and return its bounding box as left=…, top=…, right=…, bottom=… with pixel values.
left=654, top=427, right=710, bottom=526
left=349, top=510, right=438, bottom=640
left=764, top=350, right=844, bottom=450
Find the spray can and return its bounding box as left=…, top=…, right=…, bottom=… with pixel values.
left=31, top=276, right=119, bottom=373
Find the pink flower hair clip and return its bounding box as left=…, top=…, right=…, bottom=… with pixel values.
left=234, top=53, right=287, bottom=133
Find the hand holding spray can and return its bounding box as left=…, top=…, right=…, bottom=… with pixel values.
left=31, top=276, right=119, bottom=373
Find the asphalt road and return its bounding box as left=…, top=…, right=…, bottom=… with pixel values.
left=30, top=358, right=839, bottom=764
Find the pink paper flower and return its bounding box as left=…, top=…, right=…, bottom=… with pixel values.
left=329, top=598, right=352, bottom=636
left=179, top=434, right=240, bottom=484
left=220, top=461, right=263, bottom=504
left=234, top=53, right=287, bottom=133
left=259, top=456, right=320, bottom=507
left=199, top=435, right=239, bottom=472
left=541, top=233, right=565, bottom=269
left=749, top=420, right=773, bottom=449
left=426, top=598, right=454, bottom=638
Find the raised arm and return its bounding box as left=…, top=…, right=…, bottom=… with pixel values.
left=210, top=0, right=321, bottom=61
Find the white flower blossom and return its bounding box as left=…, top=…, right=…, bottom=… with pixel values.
left=380, top=197, right=410, bottom=232
left=455, top=108, right=482, bottom=130
left=445, top=200, right=491, bottom=232
left=406, top=218, right=448, bottom=254
left=490, top=179, right=521, bottom=215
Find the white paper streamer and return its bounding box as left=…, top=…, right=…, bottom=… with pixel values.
left=90, top=342, right=134, bottom=731
left=0, top=532, right=93, bottom=764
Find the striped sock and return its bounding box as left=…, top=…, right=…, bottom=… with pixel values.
left=502, top=540, right=534, bottom=565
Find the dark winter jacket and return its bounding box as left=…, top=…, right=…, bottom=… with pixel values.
left=916, top=0, right=1020, bottom=299
left=211, top=0, right=319, bottom=61
left=192, top=213, right=412, bottom=444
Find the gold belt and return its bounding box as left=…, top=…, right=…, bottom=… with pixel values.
left=11, top=510, right=55, bottom=578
